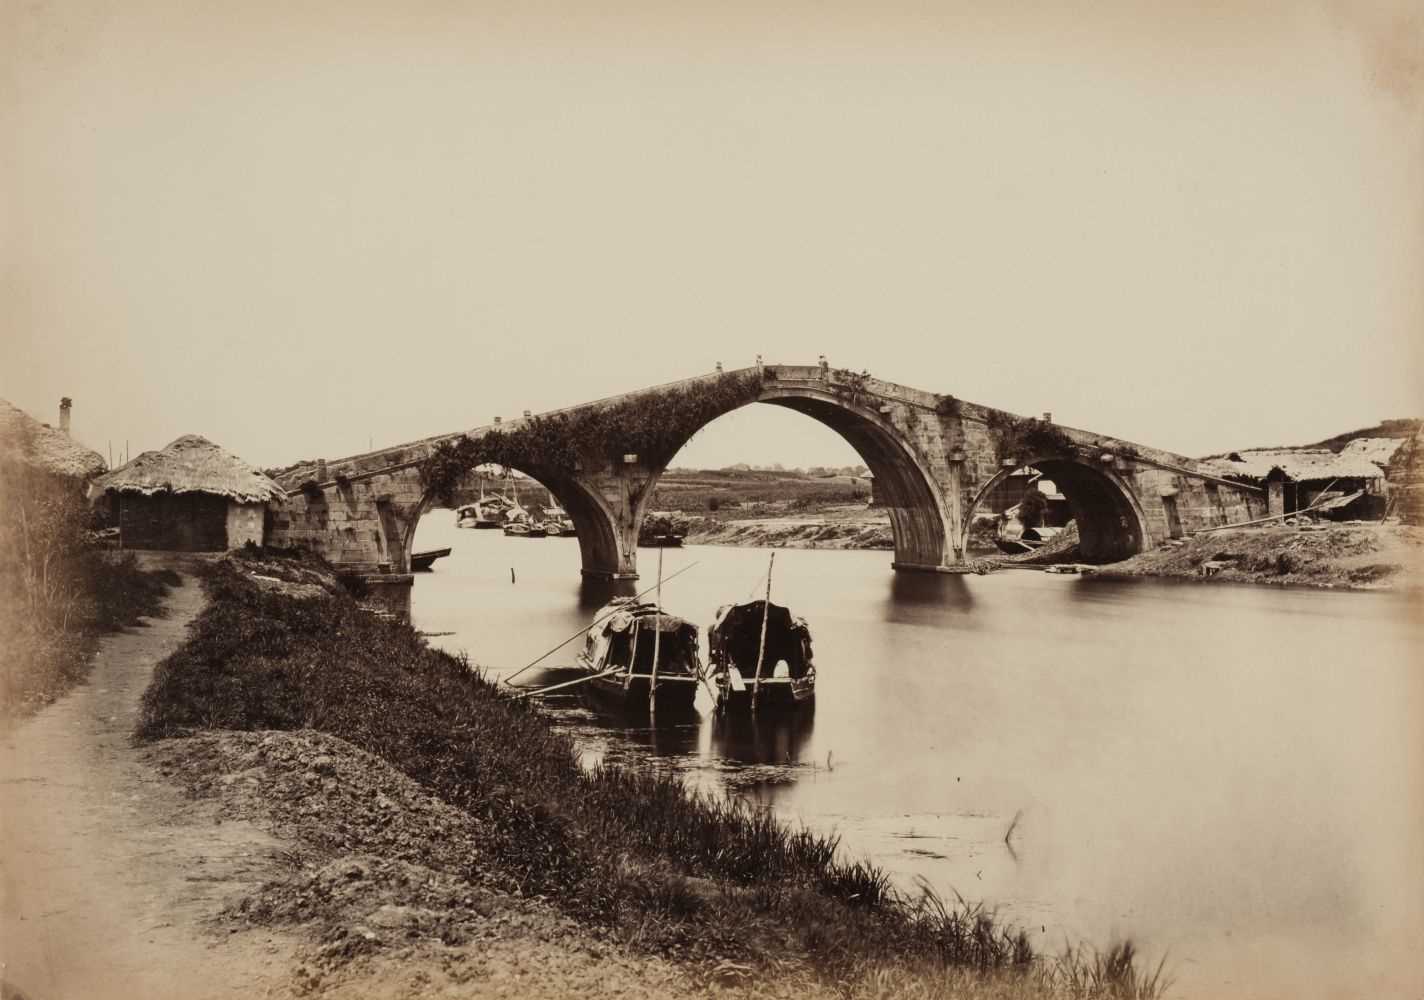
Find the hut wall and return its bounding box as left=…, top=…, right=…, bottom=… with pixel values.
left=1267, top=481, right=1285, bottom=517
left=225, top=501, right=266, bottom=548
left=118, top=492, right=229, bottom=551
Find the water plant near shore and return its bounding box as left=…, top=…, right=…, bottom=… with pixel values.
left=137, top=549, right=1166, bottom=996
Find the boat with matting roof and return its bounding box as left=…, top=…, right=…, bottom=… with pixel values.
left=575, top=598, right=701, bottom=714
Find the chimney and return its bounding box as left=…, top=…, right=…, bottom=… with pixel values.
left=59, top=397, right=72, bottom=435
left=1042, top=411, right=1052, bottom=423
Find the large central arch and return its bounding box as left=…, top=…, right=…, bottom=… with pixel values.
left=636, top=383, right=952, bottom=571
left=963, top=456, right=1150, bottom=562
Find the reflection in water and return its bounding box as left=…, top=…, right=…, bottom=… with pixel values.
left=883, top=571, right=975, bottom=623
left=412, top=523, right=1424, bottom=1000
left=711, top=707, right=816, bottom=767
left=710, top=708, right=817, bottom=806
left=576, top=575, right=638, bottom=612
left=544, top=683, right=705, bottom=759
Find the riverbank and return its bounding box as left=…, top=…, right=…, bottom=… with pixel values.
left=679, top=506, right=1422, bottom=593
left=1089, top=521, right=1424, bottom=591
left=682, top=505, right=894, bottom=550
left=133, top=549, right=1165, bottom=999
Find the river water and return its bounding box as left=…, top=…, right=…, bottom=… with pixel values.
left=410, top=516, right=1423, bottom=999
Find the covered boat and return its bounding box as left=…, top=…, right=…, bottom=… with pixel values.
left=708, top=600, right=815, bottom=712
left=541, top=496, right=577, bottom=537
left=994, top=523, right=1064, bottom=555
left=575, top=598, right=701, bottom=713
left=457, top=492, right=512, bottom=528
left=639, top=511, right=687, bottom=547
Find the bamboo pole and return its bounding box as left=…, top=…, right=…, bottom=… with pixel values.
left=512, top=667, right=623, bottom=700
left=751, top=552, right=775, bottom=709
left=626, top=619, right=640, bottom=691
left=501, top=561, right=700, bottom=685
left=1195, top=478, right=1342, bottom=533
left=648, top=546, right=663, bottom=712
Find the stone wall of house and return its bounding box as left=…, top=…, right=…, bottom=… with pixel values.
left=224, top=501, right=266, bottom=549
left=1387, top=427, right=1424, bottom=525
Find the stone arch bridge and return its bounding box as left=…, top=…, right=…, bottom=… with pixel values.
left=268, top=363, right=1264, bottom=607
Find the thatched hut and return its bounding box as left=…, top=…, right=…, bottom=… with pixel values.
left=89, top=435, right=285, bottom=551
left=0, top=399, right=107, bottom=479
left=1215, top=449, right=1386, bottom=518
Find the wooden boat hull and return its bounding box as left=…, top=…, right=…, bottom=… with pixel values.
left=582, top=672, right=699, bottom=715
left=639, top=534, right=684, bottom=548
left=410, top=547, right=452, bottom=572
left=716, top=675, right=815, bottom=713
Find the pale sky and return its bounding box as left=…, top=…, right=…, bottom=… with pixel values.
left=3, top=1, right=1421, bottom=471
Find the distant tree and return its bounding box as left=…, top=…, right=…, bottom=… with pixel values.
left=1018, top=487, right=1048, bottom=528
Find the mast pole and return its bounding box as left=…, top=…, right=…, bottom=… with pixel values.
left=626, top=619, right=640, bottom=691
left=648, top=546, right=663, bottom=712
left=751, top=551, right=775, bottom=709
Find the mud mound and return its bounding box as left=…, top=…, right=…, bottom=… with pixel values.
left=149, top=730, right=497, bottom=887
left=147, top=730, right=697, bottom=999
left=1099, top=523, right=1423, bottom=590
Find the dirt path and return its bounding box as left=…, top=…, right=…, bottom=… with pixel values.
left=0, top=559, right=301, bottom=1000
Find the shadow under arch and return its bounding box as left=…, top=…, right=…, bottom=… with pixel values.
left=963, top=456, right=1149, bottom=562
left=636, top=386, right=953, bottom=571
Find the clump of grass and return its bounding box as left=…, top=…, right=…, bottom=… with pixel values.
left=137, top=550, right=1166, bottom=996
left=1, top=461, right=180, bottom=720
left=1048, top=941, right=1172, bottom=999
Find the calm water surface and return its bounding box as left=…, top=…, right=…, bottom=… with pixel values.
left=411, top=516, right=1423, bottom=999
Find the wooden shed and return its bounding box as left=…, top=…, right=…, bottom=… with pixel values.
left=89, top=435, right=285, bottom=551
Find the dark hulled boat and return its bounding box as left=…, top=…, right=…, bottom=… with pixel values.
left=575, top=598, right=701, bottom=714
left=708, top=600, right=815, bottom=712
left=410, top=547, right=451, bottom=571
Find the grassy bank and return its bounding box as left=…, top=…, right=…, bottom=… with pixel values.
left=137, top=549, right=1165, bottom=998
left=0, top=461, right=180, bottom=721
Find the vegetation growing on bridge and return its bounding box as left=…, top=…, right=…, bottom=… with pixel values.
left=986, top=412, right=1081, bottom=465
left=419, top=371, right=764, bottom=505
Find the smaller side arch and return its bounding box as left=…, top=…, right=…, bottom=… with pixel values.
left=963, top=456, right=1151, bottom=562
left=402, top=469, right=628, bottom=579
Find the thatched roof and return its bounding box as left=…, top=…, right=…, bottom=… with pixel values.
left=1338, top=437, right=1408, bottom=469
left=1210, top=449, right=1384, bottom=482
left=90, top=434, right=286, bottom=503
left=0, top=399, right=107, bottom=478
